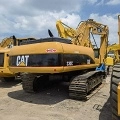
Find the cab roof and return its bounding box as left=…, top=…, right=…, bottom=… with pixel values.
left=20, top=37, right=72, bottom=45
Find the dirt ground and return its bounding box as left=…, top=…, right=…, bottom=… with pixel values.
left=0, top=75, right=112, bottom=120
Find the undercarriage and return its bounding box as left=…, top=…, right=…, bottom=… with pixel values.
left=20, top=70, right=105, bottom=100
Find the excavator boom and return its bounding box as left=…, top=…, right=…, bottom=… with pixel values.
left=56, top=20, right=76, bottom=39
left=56, top=19, right=109, bottom=64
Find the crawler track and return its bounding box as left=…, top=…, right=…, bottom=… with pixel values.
left=21, top=73, right=36, bottom=93
left=69, top=71, right=103, bottom=100
left=21, top=73, right=50, bottom=93
left=21, top=71, right=105, bottom=101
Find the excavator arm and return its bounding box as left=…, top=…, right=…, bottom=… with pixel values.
left=56, top=20, right=76, bottom=39
left=56, top=20, right=93, bottom=48
left=56, top=19, right=109, bottom=64
left=76, top=19, right=109, bottom=64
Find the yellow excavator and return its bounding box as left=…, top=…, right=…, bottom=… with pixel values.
left=110, top=15, right=120, bottom=120
left=8, top=19, right=108, bottom=100
left=0, top=36, right=36, bottom=81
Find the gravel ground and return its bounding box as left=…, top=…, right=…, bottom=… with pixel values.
left=0, top=75, right=112, bottom=120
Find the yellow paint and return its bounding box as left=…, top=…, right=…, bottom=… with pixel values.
left=118, top=83, right=120, bottom=116
left=9, top=41, right=99, bottom=73
left=18, top=62, right=26, bottom=67
left=0, top=37, right=36, bottom=78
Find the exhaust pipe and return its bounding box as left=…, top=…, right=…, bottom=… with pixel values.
left=12, top=35, right=17, bottom=46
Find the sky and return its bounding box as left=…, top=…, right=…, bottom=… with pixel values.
left=0, top=0, right=120, bottom=45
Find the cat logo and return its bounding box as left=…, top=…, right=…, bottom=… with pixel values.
left=16, top=55, right=29, bottom=66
